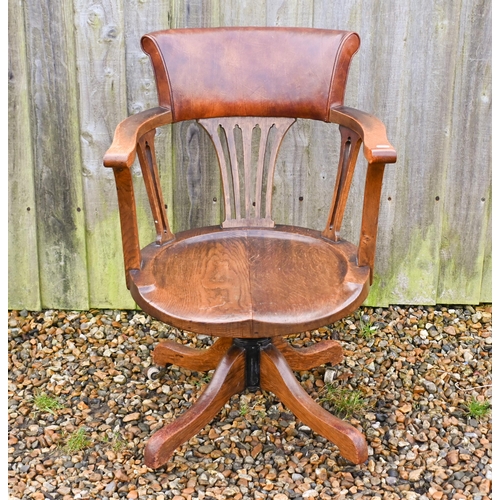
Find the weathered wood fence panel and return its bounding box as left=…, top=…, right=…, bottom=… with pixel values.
left=23, top=0, right=89, bottom=310
left=73, top=0, right=130, bottom=308
left=8, top=0, right=491, bottom=310
left=344, top=1, right=465, bottom=306
left=435, top=0, right=492, bottom=304
left=8, top=0, right=41, bottom=311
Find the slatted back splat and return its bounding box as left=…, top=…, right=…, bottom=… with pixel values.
left=198, top=117, right=296, bottom=228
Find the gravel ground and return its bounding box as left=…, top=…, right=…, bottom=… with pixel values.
left=8, top=305, right=492, bottom=500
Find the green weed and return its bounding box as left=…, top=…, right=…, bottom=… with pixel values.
left=194, top=374, right=212, bottom=388
left=101, top=431, right=127, bottom=452
left=64, top=428, right=92, bottom=453
left=320, top=384, right=366, bottom=418
left=359, top=321, right=376, bottom=339
left=466, top=398, right=491, bottom=419
left=33, top=392, right=63, bottom=415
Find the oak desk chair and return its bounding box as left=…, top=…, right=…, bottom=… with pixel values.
left=104, top=27, right=396, bottom=469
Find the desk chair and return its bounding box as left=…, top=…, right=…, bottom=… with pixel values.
left=103, top=27, right=397, bottom=469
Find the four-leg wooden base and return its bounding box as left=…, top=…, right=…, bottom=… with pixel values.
left=144, top=336, right=367, bottom=469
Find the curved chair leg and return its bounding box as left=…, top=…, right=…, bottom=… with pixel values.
left=260, top=344, right=368, bottom=465
left=153, top=337, right=233, bottom=371
left=144, top=344, right=246, bottom=469
left=272, top=336, right=343, bottom=371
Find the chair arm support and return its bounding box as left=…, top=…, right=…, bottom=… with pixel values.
left=329, top=106, right=397, bottom=164
left=112, top=166, right=142, bottom=288
left=329, top=106, right=396, bottom=283
left=104, top=107, right=172, bottom=287
left=357, top=163, right=386, bottom=283
left=103, top=107, right=173, bottom=169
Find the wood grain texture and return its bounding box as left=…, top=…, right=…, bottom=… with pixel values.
left=112, top=167, right=142, bottom=286
left=8, top=0, right=41, bottom=310
left=73, top=0, right=133, bottom=308
left=355, top=0, right=490, bottom=306
left=104, top=108, right=173, bottom=168
left=479, top=189, right=492, bottom=303
left=376, top=0, right=465, bottom=306
left=220, top=0, right=266, bottom=27
left=128, top=226, right=370, bottom=337
left=137, top=130, right=174, bottom=244
left=323, top=126, right=362, bottom=241
left=266, top=0, right=313, bottom=28
left=23, top=0, right=89, bottom=309
left=152, top=337, right=233, bottom=370
left=314, top=0, right=461, bottom=306
left=104, top=109, right=174, bottom=287
left=144, top=344, right=245, bottom=469
left=260, top=344, right=368, bottom=464
left=436, top=0, right=491, bottom=304
left=198, top=117, right=296, bottom=227
left=272, top=336, right=343, bottom=371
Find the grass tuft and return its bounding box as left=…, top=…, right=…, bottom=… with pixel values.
left=101, top=431, right=127, bottom=452
left=33, top=392, right=63, bottom=415
left=320, top=384, right=366, bottom=418
left=64, top=428, right=92, bottom=453
left=466, top=398, right=491, bottom=419
left=359, top=321, right=376, bottom=339
left=194, top=373, right=212, bottom=388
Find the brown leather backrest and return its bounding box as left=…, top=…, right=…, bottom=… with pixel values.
left=141, top=27, right=360, bottom=123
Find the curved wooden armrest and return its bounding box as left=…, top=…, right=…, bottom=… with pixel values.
left=103, top=107, right=172, bottom=169
left=329, top=106, right=396, bottom=164
left=104, top=107, right=173, bottom=287
left=327, top=106, right=396, bottom=283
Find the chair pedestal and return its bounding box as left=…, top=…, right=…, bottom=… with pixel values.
left=144, top=337, right=368, bottom=469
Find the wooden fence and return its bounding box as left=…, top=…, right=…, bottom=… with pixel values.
left=8, top=0, right=492, bottom=311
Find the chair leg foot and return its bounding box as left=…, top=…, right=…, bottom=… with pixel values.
left=152, top=337, right=233, bottom=371
left=260, top=344, right=368, bottom=465
left=144, top=344, right=246, bottom=469
left=272, top=336, right=343, bottom=371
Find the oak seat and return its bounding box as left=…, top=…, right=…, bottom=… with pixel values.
left=130, top=226, right=370, bottom=337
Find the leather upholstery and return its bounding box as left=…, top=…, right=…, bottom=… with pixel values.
left=141, top=27, right=360, bottom=122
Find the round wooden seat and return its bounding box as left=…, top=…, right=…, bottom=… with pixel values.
left=129, top=225, right=370, bottom=337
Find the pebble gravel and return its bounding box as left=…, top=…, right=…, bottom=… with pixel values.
left=8, top=305, right=492, bottom=500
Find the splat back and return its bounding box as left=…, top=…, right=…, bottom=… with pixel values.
left=141, top=27, right=360, bottom=122
left=198, top=117, right=295, bottom=228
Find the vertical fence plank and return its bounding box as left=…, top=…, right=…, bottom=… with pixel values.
left=8, top=0, right=41, bottom=311
left=316, top=0, right=473, bottom=307
left=73, top=0, right=136, bottom=308
left=267, top=0, right=312, bottom=27
left=220, top=0, right=266, bottom=26
left=265, top=1, right=323, bottom=230
left=123, top=0, right=174, bottom=295
left=170, top=0, right=222, bottom=233
left=24, top=0, right=89, bottom=309
left=479, top=189, right=492, bottom=303
left=362, top=1, right=463, bottom=306
left=436, top=0, right=491, bottom=304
